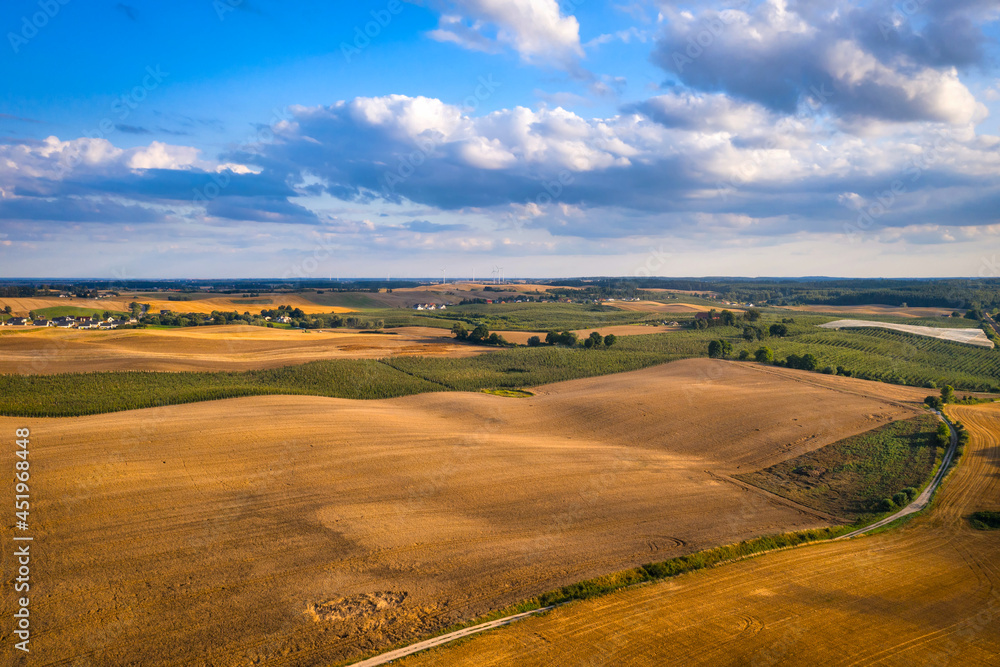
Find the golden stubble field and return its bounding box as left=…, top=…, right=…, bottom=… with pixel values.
left=0, top=325, right=489, bottom=373
left=0, top=360, right=933, bottom=666
left=607, top=300, right=724, bottom=314
left=0, top=293, right=355, bottom=317
left=400, top=403, right=1000, bottom=667
left=781, top=304, right=958, bottom=319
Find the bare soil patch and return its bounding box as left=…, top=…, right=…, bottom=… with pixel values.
left=784, top=304, right=958, bottom=318
left=607, top=300, right=732, bottom=314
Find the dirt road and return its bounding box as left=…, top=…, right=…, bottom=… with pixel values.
left=838, top=410, right=957, bottom=539
left=397, top=403, right=1000, bottom=666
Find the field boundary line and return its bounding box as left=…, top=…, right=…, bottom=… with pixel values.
left=709, top=471, right=847, bottom=523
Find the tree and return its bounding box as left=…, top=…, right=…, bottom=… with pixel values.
left=743, top=308, right=761, bottom=322
left=102, top=311, right=111, bottom=320
left=527, top=335, right=541, bottom=347
left=769, top=323, right=788, bottom=337
left=545, top=331, right=560, bottom=345
left=451, top=322, right=469, bottom=340
left=3, top=305, right=11, bottom=314
left=799, top=354, right=819, bottom=371
left=28, top=311, right=36, bottom=320
left=588, top=331, right=603, bottom=347
left=755, top=346, right=774, bottom=363
left=469, top=324, right=489, bottom=342
left=738, top=349, right=750, bottom=360
left=603, top=333, right=616, bottom=348
left=941, top=385, right=955, bottom=404
left=721, top=310, right=737, bottom=326
left=584, top=337, right=595, bottom=349
left=708, top=339, right=732, bottom=359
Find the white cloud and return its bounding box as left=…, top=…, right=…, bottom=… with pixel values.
left=426, top=0, right=583, bottom=67
left=127, top=142, right=200, bottom=170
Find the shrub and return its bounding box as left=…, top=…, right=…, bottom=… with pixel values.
left=738, top=350, right=750, bottom=361
left=892, top=491, right=909, bottom=507
left=969, top=511, right=1000, bottom=530
left=527, top=335, right=541, bottom=347
left=936, top=421, right=951, bottom=447
left=754, top=346, right=774, bottom=364
left=822, top=365, right=836, bottom=374
left=603, top=333, right=616, bottom=348
left=902, top=487, right=918, bottom=502
left=877, top=497, right=896, bottom=512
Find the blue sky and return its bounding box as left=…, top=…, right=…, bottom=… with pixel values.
left=1, top=0, right=998, bottom=279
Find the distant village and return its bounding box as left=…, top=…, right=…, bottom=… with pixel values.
left=0, top=315, right=139, bottom=329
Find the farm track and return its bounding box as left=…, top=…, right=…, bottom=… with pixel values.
left=397, top=403, right=1000, bottom=666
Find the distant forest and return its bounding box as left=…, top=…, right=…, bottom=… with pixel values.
left=545, top=278, right=1000, bottom=311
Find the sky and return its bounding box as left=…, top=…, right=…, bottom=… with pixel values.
left=0, top=0, right=998, bottom=279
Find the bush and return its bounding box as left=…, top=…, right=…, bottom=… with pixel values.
left=754, top=346, right=774, bottom=364
left=738, top=350, right=750, bottom=361
left=877, top=497, right=897, bottom=512
left=969, top=511, right=1000, bottom=530
left=902, top=487, right=918, bottom=502
left=892, top=491, right=910, bottom=507
left=527, top=335, right=541, bottom=347
left=769, top=323, right=788, bottom=337
left=603, top=333, right=616, bottom=348
left=822, top=365, right=836, bottom=374
left=936, top=421, right=951, bottom=447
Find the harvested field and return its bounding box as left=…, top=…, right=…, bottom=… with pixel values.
left=819, top=319, right=994, bottom=348
left=493, top=324, right=681, bottom=345
left=0, top=360, right=929, bottom=665
left=0, top=294, right=355, bottom=317
left=784, top=304, right=958, bottom=318
left=0, top=325, right=489, bottom=374
left=399, top=403, right=1000, bottom=667
left=604, top=300, right=718, bottom=314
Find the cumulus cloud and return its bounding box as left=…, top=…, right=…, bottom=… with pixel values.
left=652, top=0, right=991, bottom=126
left=226, top=92, right=1000, bottom=242
left=425, top=0, right=583, bottom=68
